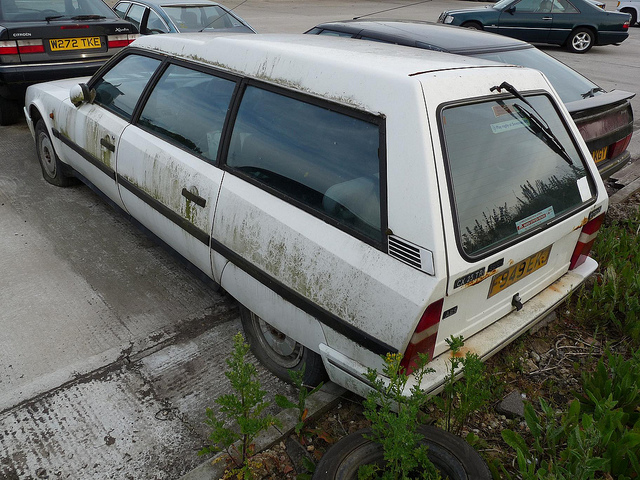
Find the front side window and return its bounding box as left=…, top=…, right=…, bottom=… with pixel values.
left=441, top=94, right=592, bottom=257
left=138, top=64, right=236, bottom=162
left=514, top=0, right=551, bottom=13
left=93, top=54, right=161, bottom=120
left=162, top=5, right=243, bottom=31
left=226, top=85, right=383, bottom=242
left=146, top=9, right=169, bottom=33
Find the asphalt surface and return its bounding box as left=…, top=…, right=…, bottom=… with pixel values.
left=1, top=1, right=638, bottom=479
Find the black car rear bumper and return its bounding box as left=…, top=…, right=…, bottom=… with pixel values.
left=0, top=58, right=105, bottom=99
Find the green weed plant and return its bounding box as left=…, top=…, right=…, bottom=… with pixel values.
left=199, top=332, right=280, bottom=480
left=275, top=364, right=324, bottom=439
left=359, top=352, right=441, bottom=480
left=433, top=336, right=493, bottom=436
left=501, top=350, right=640, bottom=479
left=574, top=211, right=640, bottom=342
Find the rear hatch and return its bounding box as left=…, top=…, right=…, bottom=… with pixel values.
left=0, top=0, right=137, bottom=72
left=423, top=68, right=607, bottom=358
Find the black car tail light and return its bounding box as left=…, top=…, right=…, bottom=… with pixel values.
left=608, top=133, right=632, bottom=160
left=576, top=107, right=632, bottom=142
left=107, top=34, right=138, bottom=49
left=0, top=41, right=20, bottom=63
left=17, top=40, right=45, bottom=54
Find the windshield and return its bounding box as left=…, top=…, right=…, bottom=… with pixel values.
left=441, top=94, right=593, bottom=257
left=162, top=5, right=245, bottom=31
left=0, top=0, right=117, bottom=22
left=493, top=0, right=514, bottom=9
left=472, top=47, right=602, bottom=104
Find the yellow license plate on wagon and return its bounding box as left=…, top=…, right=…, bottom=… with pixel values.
left=591, top=146, right=608, bottom=163
left=49, top=37, right=101, bottom=51
left=488, top=245, right=552, bottom=298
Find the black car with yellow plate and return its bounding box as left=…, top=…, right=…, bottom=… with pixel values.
left=0, top=0, right=138, bottom=125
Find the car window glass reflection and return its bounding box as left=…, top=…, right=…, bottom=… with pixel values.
left=227, top=86, right=383, bottom=241
left=93, top=54, right=161, bottom=120
left=138, top=64, right=236, bottom=162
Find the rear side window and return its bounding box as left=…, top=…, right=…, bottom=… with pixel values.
left=93, top=54, right=161, bottom=120
left=226, top=85, right=383, bottom=243
left=138, top=64, right=236, bottom=162
left=441, top=94, right=592, bottom=258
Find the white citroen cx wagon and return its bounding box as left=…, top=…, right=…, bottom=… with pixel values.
left=24, top=33, right=608, bottom=396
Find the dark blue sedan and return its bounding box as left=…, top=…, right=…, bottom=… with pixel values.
left=437, top=0, right=630, bottom=53
left=113, top=0, right=255, bottom=35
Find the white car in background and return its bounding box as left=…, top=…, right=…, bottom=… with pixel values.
left=617, top=0, right=640, bottom=25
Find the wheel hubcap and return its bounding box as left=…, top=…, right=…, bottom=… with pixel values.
left=573, top=33, right=590, bottom=51
left=253, top=314, right=303, bottom=368
left=38, top=133, right=56, bottom=177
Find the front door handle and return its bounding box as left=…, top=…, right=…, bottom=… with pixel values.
left=182, top=188, right=206, bottom=208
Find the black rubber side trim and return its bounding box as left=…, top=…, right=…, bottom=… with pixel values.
left=50, top=129, right=394, bottom=355
left=210, top=237, right=397, bottom=356
left=52, top=128, right=116, bottom=181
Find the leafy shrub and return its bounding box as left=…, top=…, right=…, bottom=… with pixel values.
left=574, top=212, right=640, bottom=342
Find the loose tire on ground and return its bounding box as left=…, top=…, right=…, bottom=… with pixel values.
left=566, top=27, right=594, bottom=53
left=35, top=119, right=75, bottom=187
left=239, top=304, right=326, bottom=386
left=313, top=425, right=492, bottom=480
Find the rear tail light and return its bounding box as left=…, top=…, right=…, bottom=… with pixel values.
left=623, top=20, right=630, bottom=29
left=400, top=299, right=444, bottom=374
left=107, top=34, right=138, bottom=49
left=608, top=132, right=632, bottom=160
left=17, top=39, right=45, bottom=54
left=0, top=40, right=20, bottom=63
left=569, top=213, right=605, bottom=270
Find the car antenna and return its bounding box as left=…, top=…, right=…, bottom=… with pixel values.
left=352, top=0, right=433, bottom=20
left=199, top=0, right=249, bottom=32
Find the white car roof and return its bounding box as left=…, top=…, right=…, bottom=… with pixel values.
left=131, top=33, right=514, bottom=84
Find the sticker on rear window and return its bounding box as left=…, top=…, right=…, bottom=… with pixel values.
left=516, top=206, right=555, bottom=235
left=490, top=117, right=530, bottom=134
left=577, top=176, right=591, bottom=202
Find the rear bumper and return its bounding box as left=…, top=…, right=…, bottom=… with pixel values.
left=596, top=31, right=629, bottom=46
left=0, top=59, right=105, bottom=99
left=320, top=256, right=598, bottom=398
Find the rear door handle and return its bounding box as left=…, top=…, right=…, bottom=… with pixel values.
left=100, top=136, right=115, bottom=152
left=182, top=188, right=206, bottom=208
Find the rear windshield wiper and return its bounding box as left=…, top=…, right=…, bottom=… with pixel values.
left=581, top=87, right=605, bottom=98
left=45, top=15, right=65, bottom=21
left=71, top=15, right=107, bottom=20
left=490, top=81, right=574, bottom=167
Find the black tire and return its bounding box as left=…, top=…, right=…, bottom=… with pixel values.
left=313, top=426, right=492, bottom=480
left=566, top=27, right=594, bottom=53
left=628, top=10, right=637, bottom=26
left=239, top=304, right=326, bottom=386
left=461, top=21, right=483, bottom=31
left=35, top=120, right=75, bottom=187
left=0, top=96, right=22, bottom=126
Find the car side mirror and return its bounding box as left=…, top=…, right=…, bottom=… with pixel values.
left=506, top=5, right=516, bottom=14
left=69, top=83, right=95, bottom=107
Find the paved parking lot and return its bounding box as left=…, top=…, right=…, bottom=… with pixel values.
left=1, top=1, right=638, bottom=478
